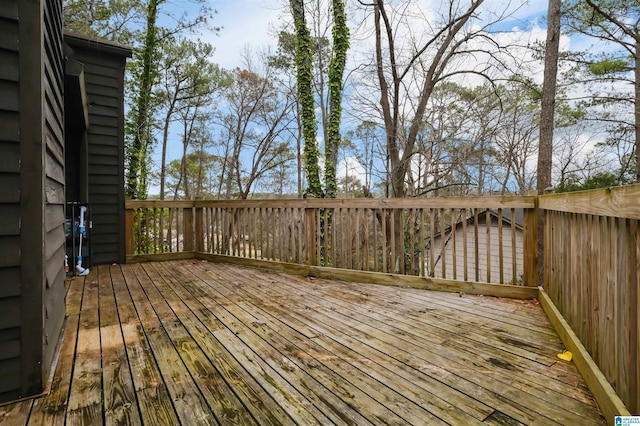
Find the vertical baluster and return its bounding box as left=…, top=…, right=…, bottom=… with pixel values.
left=419, top=209, right=425, bottom=277
left=486, top=209, right=491, bottom=283
left=498, top=208, right=504, bottom=284
left=511, top=208, right=517, bottom=284
left=462, top=208, right=468, bottom=281
left=451, top=209, right=457, bottom=280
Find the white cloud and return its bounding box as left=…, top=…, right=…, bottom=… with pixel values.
left=337, top=156, right=366, bottom=183
left=206, top=0, right=284, bottom=69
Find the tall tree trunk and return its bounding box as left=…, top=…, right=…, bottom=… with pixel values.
left=159, top=97, right=177, bottom=200
left=373, top=3, right=399, bottom=197
left=635, top=43, right=640, bottom=182
left=537, top=0, right=561, bottom=286
left=296, top=104, right=303, bottom=198
left=126, top=0, right=161, bottom=199
left=325, top=0, right=349, bottom=198
left=537, top=0, right=560, bottom=194
left=178, top=119, right=190, bottom=199
left=290, top=0, right=322, bottom=197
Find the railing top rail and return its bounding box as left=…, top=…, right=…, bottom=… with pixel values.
left=540, top=183, right=640, bottom=219
left=124, top=200, right=196, bottom=209
left=126, top=196, right=536, bottom=210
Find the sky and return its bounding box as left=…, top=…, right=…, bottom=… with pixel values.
left=152, top=0, right=603, bottom=195
left=206, top=0, right=551, bottom=71
left=207, top=0, right=285, bottom=69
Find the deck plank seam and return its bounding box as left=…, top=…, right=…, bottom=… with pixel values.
left=224, top=262, right=604, bottom=426
left=184, top=261, right=482, bottom=425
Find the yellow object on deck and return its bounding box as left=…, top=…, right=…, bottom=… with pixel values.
left=557, top=351, right=573, bottom=361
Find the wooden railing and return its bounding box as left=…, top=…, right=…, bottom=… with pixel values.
left=540, top=185, right=640, bottom=415
left=125, top=197, right=538, bottom=286
left=125, top=187, right=640, bottom=416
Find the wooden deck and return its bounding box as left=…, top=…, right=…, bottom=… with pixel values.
left=0, top=260, right=605, bottom=425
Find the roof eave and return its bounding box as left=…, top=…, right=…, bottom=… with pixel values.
left=63, top=30, right=133, bottom=58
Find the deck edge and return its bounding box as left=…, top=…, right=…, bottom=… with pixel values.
left=538, top=288, right=630, bottom=422
left=195, top=253, right=538, bottom=299
left=126, top=251, right=196, bottom=263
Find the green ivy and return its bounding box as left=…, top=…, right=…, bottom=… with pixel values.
left=325, top=0, right=349, bottom=198
left=126, top=0, right=162, bottom=200
left=290, top=0, right=322, bottom=198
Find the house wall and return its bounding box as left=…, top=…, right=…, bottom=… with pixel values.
left=42, top=0, right=67, bottom=377
left=65, top=38, right=128, bottom=264
left=0, top=0, right=23, bottom=401
left=427, top=224, right=524, bottom=285
left=0, top=0, right=66, bottom=403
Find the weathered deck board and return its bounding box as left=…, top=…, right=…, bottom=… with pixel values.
left=0, top=260, right=606, bottom=425
left=97, top=265, right=141, bottom=426
left=192, top=261, right=602, bottom=425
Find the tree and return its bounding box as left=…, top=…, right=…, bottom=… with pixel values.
left=165, top=150, right=219, bottom=199
left=63, top=0, right=141, bottom=44
left=174, top=92, right=215, bottom=200
left=126, top=0, right=162, bottom=200
left=409, top=83, right=501, bottom=196
left=348, top=121, right=386, bottom=197
left=156, top=38, right=224, bottom=200
left=290, top=0, right=323, bottom=197
left=564, top=0, right=640, bottom=181
left=495, top=83, right=541, bottom=194
left=64, top=0, right=216, bottom=199
left=324, top=0, right=349, bottom=198
left=263, top=160, right=297, bottom=197
left=556, top=171, right=630, bottom=192
left=339, top=173, right=363, bottom=197
left=535, top=0, right=561, bottom=286
left=269, top=31, right=305, bottom=197
left=537, top=0, right=561, bottom=194
left=368, top=0, right=505, bottom=198
left=217, top=64, right=296, bottom=199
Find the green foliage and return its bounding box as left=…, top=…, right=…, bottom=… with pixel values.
left=588, top=57, right=631, bottom=75
left=563, top=0, right=640, bottom=182
left=269, top=31, right=298, bottom=70
left=63, top=0, right=142, bottom=44
left=564, top=0, right=640, bottom=37
left=156, top=37, right=227, bottom=200
left=165, top=150, right=219, bottom=198
left=126, top=0, right=163, bottom=200
left=270, top=31, right=330, bottom=71
left=64, top=0, right=216, bottom=200
left=556, top=171, right=630, bottom=192
left=325, top=0, right=349, bottom=198
left=290, top=0, right=322, bottom=197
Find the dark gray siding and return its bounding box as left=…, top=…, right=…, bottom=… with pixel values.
left=0, top=0, right=23, bottom=401
left=42, top=0, right=66, bottom=376
left=0, top=0, right=65, bottom=403
left=65, top=41, right=128, bottom=264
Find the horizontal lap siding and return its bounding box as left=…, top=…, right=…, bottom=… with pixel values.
left=42, top=0, right=65, bottom=385
left=0, top=1, right=22, bottom=402
left=68, top=47, right=126, bottom=264
left=428, top=225, right=524, bottom=284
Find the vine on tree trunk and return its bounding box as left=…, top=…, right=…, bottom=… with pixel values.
left=325, top=0, right=349, bottom=198
left=290, top=0, right=322, bottom=197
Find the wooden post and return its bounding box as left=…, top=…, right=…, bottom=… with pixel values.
left=125, top=208, right=134, bottom=257
left=183, top=208, right=194, bottom=252
left=523, top=195, right=539, bottom=287
left=305, top=206, right=316, bottom=266
left=195, top=207, right=204, bottom=253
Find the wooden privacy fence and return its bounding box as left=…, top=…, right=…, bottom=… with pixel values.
left=541, top=185, right=640, bottom=414
left=125, top=197, right=538, bottom=286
